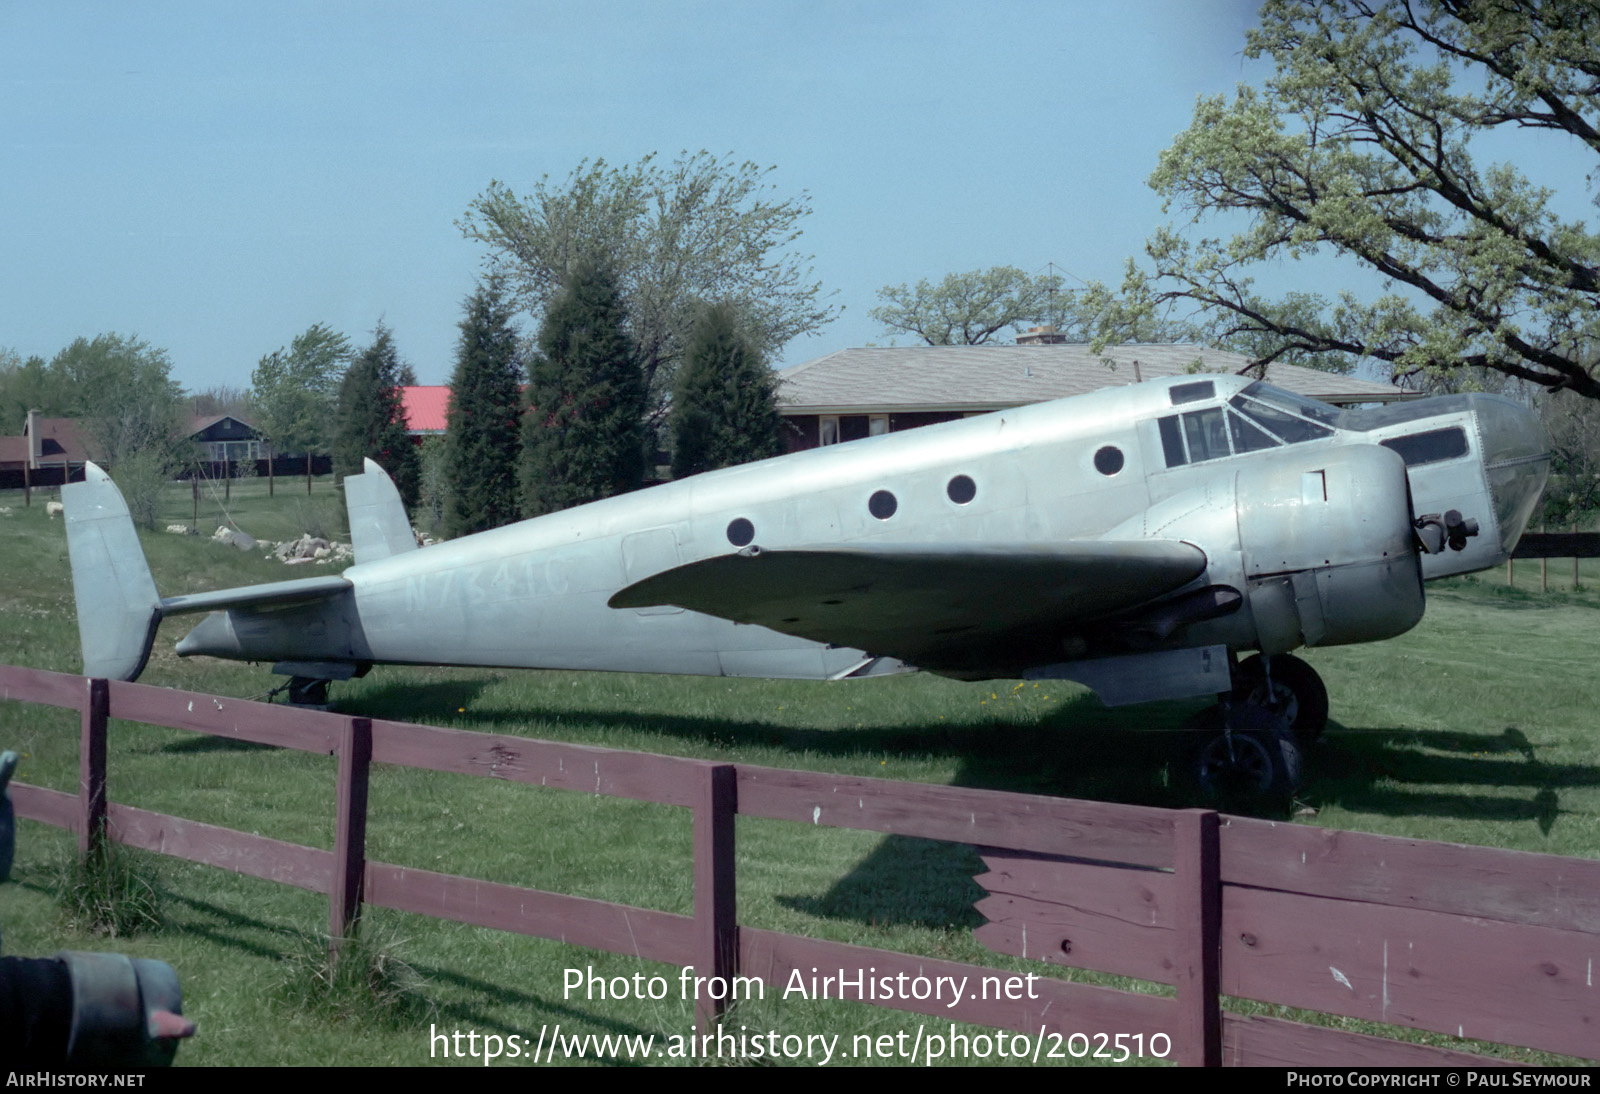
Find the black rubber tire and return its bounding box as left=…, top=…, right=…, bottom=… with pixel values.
left=1234, top=653, right=1329, bottom=745
left=1194, top=704, right=1302, bottom=808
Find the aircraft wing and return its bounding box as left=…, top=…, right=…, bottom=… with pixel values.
left=608, top=540, right=1207, bottom=670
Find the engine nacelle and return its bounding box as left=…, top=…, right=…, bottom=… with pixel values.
left=1235, top=444, right=1423, bottom=653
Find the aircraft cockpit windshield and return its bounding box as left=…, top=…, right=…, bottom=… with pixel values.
left=1158, top=380, right=1338, bottom=468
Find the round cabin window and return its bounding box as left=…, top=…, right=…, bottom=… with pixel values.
left=1094, top=445, right=1125, bottom=476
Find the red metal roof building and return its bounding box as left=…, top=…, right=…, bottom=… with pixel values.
left=400, top=386, right=450, bottom=439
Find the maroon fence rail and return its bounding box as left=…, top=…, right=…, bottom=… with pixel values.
left=3, top=664, right=1595, bottom=1066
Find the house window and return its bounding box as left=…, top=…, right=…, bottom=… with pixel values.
left=819, top=416, right=839, bottom=446
left=869, top=415, right=889, bottom=436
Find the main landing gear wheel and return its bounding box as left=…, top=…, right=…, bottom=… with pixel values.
left=1193, top=704, right=1302, bottom=809
left=1233, top=653, right=1329, bottom=746
left=284, top=676, right=332, bottom=709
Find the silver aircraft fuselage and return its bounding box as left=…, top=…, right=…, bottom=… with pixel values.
left=166, top=373, right=1549, bottom=699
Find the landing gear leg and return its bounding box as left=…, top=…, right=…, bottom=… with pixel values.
left=1233, top=653, right=1329, bottom=745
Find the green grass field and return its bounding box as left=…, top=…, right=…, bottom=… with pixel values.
left=1, top=483, right=1596, bottom=1065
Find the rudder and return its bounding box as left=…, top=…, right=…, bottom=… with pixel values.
left=344, top=458, right=417, bottom=565
left=62, top=463, right=162, bottom=681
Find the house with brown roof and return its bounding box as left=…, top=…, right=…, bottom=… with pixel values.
left=776, top=344, right=1416, bottom=451
left=0, top=411, right=91, bottom=488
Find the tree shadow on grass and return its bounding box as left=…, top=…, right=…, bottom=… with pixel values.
left=1302, top=723, right=1586, bottom=835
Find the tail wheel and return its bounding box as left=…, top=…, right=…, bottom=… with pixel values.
left=1233, top=653, right=1329, bottom=745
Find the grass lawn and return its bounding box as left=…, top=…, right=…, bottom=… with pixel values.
left=1, top=486, right=1596, bottom=1065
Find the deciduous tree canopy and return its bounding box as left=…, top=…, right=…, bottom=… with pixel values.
left=48, top=334, right=185, bottom=467
left=251, top=324, right=351, bottom=457
left=1135, top=0, right=1600, bottom=398
left=461, top=151, right=837, bottom=419
left=871, top=266, right=1084, bottom=346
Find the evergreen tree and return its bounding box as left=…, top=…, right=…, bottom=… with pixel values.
left=335, top=325, right=421, bottom=510
left=445, top=278, right=524, bottom=536
left=521, top=261, right=645, bottom=517
left=670, top=302, right=783, bottom=478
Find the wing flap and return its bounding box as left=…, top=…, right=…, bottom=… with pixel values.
left=610, top=540, right=1208, bottom=668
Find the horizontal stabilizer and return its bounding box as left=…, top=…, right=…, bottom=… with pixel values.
left=160, top=575, right=352, bottom=616
left=610, top=540, right=1207, bottom=669
left=63, top=463, right=162, bottom=681
left=345, top=458, right=417, bottom=565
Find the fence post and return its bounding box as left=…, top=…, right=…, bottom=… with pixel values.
left=330, top=716, right=372, bottom=950
left=78, top=678, right=109, bottom=858
left=692, top=763, right=737, bottom=1036
left=1172, top=809, right=1221, bottom=1066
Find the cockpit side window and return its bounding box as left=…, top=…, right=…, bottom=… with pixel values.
left=1159, top=415, right=1187, bottom=466
left=1381, top=426, right=1469, bottom=466
left=1228, top=410, right=1279, bottom=453
left=1160, top=406, right=1248, bottom=467
left=1230, top=395, right=1334, bottom=444
left=1182, top=407, right=1230, bottom=462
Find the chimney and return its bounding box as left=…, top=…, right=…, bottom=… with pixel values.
left=1015, top=325, right=1066, bottom=346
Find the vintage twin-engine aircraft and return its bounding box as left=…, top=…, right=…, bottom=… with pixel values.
left=64, top=373, right=1549, bottom=799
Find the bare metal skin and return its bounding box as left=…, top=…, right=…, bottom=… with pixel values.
left=65, top=374, right=1548, bottom=748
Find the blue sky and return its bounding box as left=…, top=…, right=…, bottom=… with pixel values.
left=3, top=1, right=1268, bottom=391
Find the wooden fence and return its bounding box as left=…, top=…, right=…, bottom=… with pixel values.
left=1508, top=530, right=1599, bottom=589
left=2, top=663, right=1595, bottom=1067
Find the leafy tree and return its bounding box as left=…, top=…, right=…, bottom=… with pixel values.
left=334, top=325, right=421, bottom=510
left=188, top=386, right=255, bottom=420
left=670, top=302, right=784, bottom=477
left=521, top=261, right=645, bottom=517
left=444, top=278, right=524, bottom=536
left=461, top=150, right=837, bottom=420
left=251, top=324, right=351, bottom=457
left=0, top=350, right=61, bottom=427
left=1131, top=0, right=1600, bottom=397
left=1540, top=386, right=1600, bottom=522
left=49, top=334, right=185, bottom=468
left=870, top=266, right=1081, bottom=345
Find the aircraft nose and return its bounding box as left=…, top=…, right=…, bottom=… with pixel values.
left=1472, top=395, right=1551, bottom=555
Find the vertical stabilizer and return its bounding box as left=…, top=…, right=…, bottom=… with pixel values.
left=345, top=458, right=417, bottom=565
left=62, top=463, right=162, bottom=681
